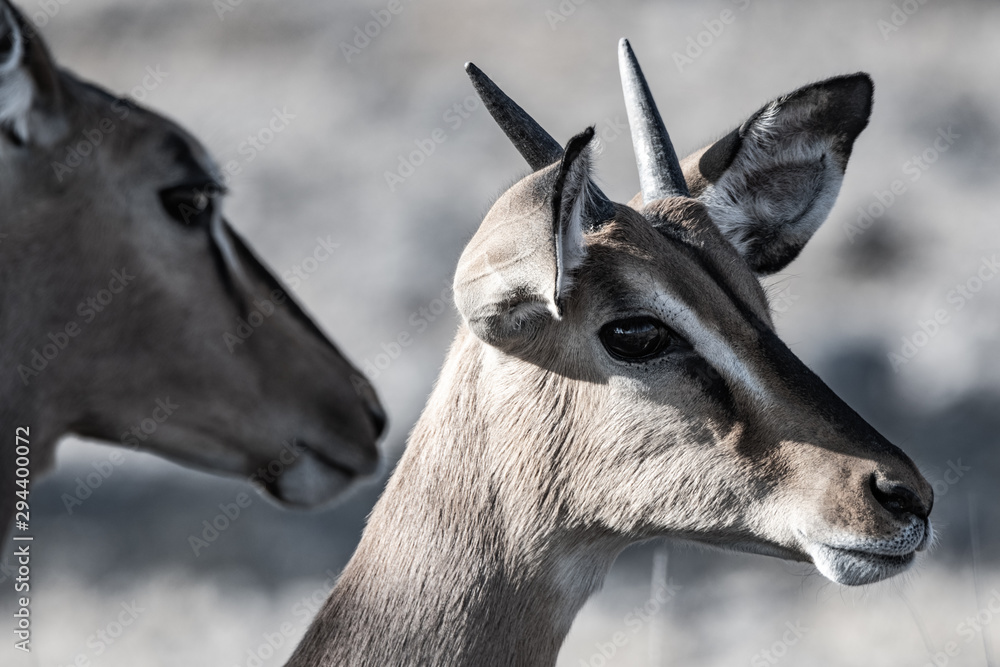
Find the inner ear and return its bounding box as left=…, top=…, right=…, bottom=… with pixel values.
left=551, top=128, right=595, bottom=309
left=452, top=129, right=598, bottom=349
left=725, top=156, right=833, bottom=273
left=682, top=73, right=874, bottom=275
left=0, top=2, right=64, bottom=145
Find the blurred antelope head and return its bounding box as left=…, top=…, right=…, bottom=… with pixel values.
left=0, top=0, right=385, bottom=537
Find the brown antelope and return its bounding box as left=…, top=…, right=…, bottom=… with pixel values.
left=0, top=0, right=385, bottom=541
left=285, top=39, right=934, bottom=667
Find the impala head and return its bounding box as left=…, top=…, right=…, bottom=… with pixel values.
left=0, top=1, right=384, bottom=506
left=454, top=40, right=932, bottom=586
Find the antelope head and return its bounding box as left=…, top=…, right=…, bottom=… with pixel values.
left=0, top=0, right=384, bottom=526
left=453, top=40, right=932, bottom=587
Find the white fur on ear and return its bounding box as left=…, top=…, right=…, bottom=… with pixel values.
left=0, top=6, right=33, bottom=142
left=697, top=108, right=844, bottom=271
left=688, top=74, right=873, bottom=275
left=553, top=149, right=592, bottom=312
left=454, top=130, right=597, bottom=348
left=0, top=4, right=24, bottom=73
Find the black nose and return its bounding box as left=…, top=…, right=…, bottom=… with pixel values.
left=870, top=475, right=928, bottom=520
left=350, top=373, right=387, bottom=439
left=368, top=402, right=387, bottom=439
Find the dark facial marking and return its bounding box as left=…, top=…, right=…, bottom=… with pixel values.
left=748, top=243, right=805, bottom=276
left=681, top=354, right=737, bottom=417
left=654, top=219, right=768, bottom=332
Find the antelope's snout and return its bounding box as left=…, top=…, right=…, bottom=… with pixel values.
left=790, top=439, right=933, bottom=586
left=206, top=225, right=388, bottom=508
left=262, top=367, right=386, bottom=508
left=730, top=324, right=935, bottom=586
left=264, top=434, right=381, bottom=508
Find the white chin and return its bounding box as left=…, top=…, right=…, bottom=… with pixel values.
left=270, top=452, right=355, bottom=507
left=809, top=543, right=916, bottom=586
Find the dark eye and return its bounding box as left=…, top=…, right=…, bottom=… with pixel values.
left=159, top=184, right=216, bottom=227
left=599, top=316, right=689, bottom=361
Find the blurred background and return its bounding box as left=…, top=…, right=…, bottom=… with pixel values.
left=2, top=0, right=999, bottom=665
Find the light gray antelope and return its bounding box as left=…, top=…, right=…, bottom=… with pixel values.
left=0, top=1, right=385, bottom=541
left=286, top=39, right=934, bottom=667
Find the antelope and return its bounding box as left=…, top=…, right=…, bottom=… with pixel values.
left=286, top=39, right=934, bottom=667
left=0, top=0, right=385, bottom=541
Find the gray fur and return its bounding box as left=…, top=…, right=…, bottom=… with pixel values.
left=285, top=52, right=931, bottom=667
left=0, top=0, right=385, bottom=540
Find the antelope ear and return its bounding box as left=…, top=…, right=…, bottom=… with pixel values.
left=0, top=1, right=64, bottom=145
left=682, top=73, right=873, bottom=274
left=454, top=128, right=595, bottom=348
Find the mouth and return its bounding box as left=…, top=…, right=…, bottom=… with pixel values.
left=262, top=441, right=369, bottom=508
left=800, top=516, right=931, bottom=586
left=812, top=543, right=916, bottom=586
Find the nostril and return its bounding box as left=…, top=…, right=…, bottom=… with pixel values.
left=870, top=475, right=927, bottom=520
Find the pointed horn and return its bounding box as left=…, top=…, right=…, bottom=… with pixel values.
left=618, top=38, right=689, bottom=201
left=465, top=62, right=616, bottom=224
left=465, top=61, right=564, bottom=171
